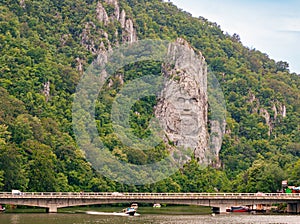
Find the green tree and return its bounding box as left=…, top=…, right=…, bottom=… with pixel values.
left=0, top=145, right=28, bottom=191
left=236, top=159, right=285, bottom=193
left=25, top=140, right=58, bottom=192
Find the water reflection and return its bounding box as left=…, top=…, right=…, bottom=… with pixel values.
left=10, top=214, right=20, bottom=224
left=0, top=213, right=299, bottom=224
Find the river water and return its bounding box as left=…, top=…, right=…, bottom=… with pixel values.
left=0, top=207, right=299, bottom=224
left=1, top=213, right=300, bottom=224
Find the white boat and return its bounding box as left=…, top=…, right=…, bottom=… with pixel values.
left=122, top=207, right=136, bottom=216
left=86, top=204, right=138, bottom=217
left=153, top=203, right=161, bottom=208
left=0, top=205, right=5, bottom=212
left=87, top=207, right=138, bottom=216
left=86, top=211, right=137, bottom=216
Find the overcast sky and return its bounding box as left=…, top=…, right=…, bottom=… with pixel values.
left=170, top=0, right=300, bottom=74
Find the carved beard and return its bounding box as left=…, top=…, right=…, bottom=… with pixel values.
left=179, top=114, right=199, bottom=136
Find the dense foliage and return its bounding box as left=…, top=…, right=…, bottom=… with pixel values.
left=0, top=0, right=299, bottom=193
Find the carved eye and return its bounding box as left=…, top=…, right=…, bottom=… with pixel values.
left=177, top=97, right=185, bottom=103
left=189, top=98, right=198, bottom=104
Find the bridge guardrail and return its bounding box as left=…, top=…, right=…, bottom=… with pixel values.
left=1, top=192, right=300, bottom=198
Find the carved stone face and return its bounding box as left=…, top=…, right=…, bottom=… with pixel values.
left=161, top=76, right=202, bottom=137
left=154, top=38, right=208, bottom=165
left=167, top=85, right=200, bottom=136
left=155, top=76, right=205, bottom=164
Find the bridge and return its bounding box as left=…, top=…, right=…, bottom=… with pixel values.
left=1, top=192, right=300, bottom=213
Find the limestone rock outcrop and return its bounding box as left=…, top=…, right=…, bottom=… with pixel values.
left=259, top=102, right=287, bottom=136
left=209, top=119, right=226, bottom=166
left=119, top=9, right=126, bottom=28
left=122, top=19, right=137, bottom=43
left=42, top=81, right=50, bottom=102
left=81, top=0, right=137, bottom=56
left=20, top=0, right=26, bottom=8
left=96, top=2, right=109, bottom=25
left=155, top=38, right=209, bottom=165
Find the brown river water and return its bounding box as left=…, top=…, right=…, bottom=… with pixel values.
left=0, top=206, right=299, bottom=224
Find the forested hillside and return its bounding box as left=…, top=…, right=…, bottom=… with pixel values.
left=0, top=0, right=299, bottom=193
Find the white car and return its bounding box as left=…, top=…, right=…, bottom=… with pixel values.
left=111, top=192, right=124, bottom=196
left=12, top=190, right=22, bottom=195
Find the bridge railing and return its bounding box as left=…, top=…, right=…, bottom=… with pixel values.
left=1, top=192, right=300, bottom=198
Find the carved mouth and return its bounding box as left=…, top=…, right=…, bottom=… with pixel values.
left=181, top=118, right=197, bottom=125
left=180, top=112, right=198, bottom=117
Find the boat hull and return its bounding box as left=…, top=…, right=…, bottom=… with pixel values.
left=125, top=210, right=136, bottom=216
left=230, top=206, right=250, bottom=212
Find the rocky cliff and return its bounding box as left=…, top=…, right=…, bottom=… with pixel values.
left=81, top=0, right=137, bottom=54
left=155, top=38, right=209, bottom=165
left=83, top=1, right=217, bottom=165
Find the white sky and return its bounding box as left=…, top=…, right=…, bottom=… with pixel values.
left=170, top=0, right=300, bottom=74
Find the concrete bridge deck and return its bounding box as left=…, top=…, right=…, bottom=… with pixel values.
left=1, top=192, right=300, bottom=213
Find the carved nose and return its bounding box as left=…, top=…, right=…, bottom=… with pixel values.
left=184, top=100, right=192, bottom=110
left=183, top=104, right=191, bottom=111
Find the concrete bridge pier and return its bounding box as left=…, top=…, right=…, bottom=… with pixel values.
left=212, top=205, right=228, bottom=214
left=46, top=205, right=58, bottom=213
left=219, top=205, right=228, bottom=213
left=287, top=203, right=300, bottom=214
